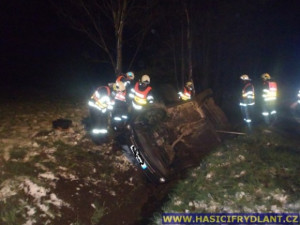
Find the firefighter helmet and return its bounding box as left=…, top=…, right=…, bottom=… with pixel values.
left=116, top=81, right=125, bottom=92
left=141, top=75, right=150, bottom=84
left=186, top=81, right=193, bottom=87
left=126, top=71, right=135, bottom=80
left=261, top=73, right=271, bottom=80
left=240, top=74, right=250, bottom=80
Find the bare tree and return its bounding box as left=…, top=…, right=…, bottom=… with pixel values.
left=184, top=1, right=193, bottom=84
left=51, top=0, right=156, bottom=75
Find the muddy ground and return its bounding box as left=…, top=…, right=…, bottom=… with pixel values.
left=0, top=91, right=218, bottom=225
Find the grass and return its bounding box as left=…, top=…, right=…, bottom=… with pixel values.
left=0, top=195, right=26, bottom=225
left=0, top=96, right=121, bottom=225
left=150, top=128, right=300, bottom=224
left=91, top=201, right=107, bottom=225
left=9, top=147, right=27, bottom=160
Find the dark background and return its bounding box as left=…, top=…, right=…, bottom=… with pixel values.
left=1, top=0, right=299, bottom=112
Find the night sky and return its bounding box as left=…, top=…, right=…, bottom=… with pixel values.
left=1, top=0, right=300, bottom=100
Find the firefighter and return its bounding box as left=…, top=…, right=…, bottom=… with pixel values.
left=125, top=71, right=135, bottom=88
left=116, top=71, right=135, bottom=88
left=129, top=74, right=154, bottom=110
left=239, top=74, right=255, bottom=124
left=88, top=86, right=114, bottom=135
left=261, top=73, right=277, bottom=124
left=178, top=81, right=194, bottom=101
left=111, top=81, right=128, bottom=130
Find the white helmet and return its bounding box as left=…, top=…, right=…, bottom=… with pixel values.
left=141, top=75, right=150, bottom=84
left=240, top=74, right=250, bottom=80
left=115, top=81, right=125, bottom=92
left=261, top=73, right=271, bottom=80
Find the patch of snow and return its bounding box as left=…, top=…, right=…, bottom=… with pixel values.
left=22, top=179, right=48, bottom=200
left=255, top=205, right=267, bottom=212
left=34, top=163, right=48, bottom=171
left=58, top=166, right=67, bottom=171
left=271, top=205, right=281, bottom=213
left=206, top=172, right=214, bottom=180
left=215, top=162, right=231, bottom=168
left=25, top=205, right=36, bottom=216
left=271, top=191, right=288, bottom=204
left=174, top=200, right=182, bottom=206
left=36, top=203, right=53, bottom=218
left=23, top=219, right=36, bottom=225
left=44, top=147, right=57, bottom=154
left=0, top=179, right=21, bottom=201
left=207, top=201, right=220, bottom=212
left=32, top=142, right=39, bottom=148
left=213, top=151, right=223, bottom=157
left=235, top=191, right=246, bottom=200
left=59, top=172, right=78, bottom=181
left=191, top=172, right=197, bottom=177
left=193, top=200, right=206, bottom=209
left=286, top=200, right=300, bottom=211
left=46, top=193, right=70, bottom=208
left=236, top=154, right=245, bottom=162
left=234, top=170, right=246, bottom=178
left=3, top=145, right=13, bottom=161
left=238, top=182, right=245, bottom=188
left=38, top=172, right=59, bottom=181
left=110, top=190, right=116, bottom=196
left=243, top=206, right=253, bottom=213
left=44, top=154, right=57, bottom=163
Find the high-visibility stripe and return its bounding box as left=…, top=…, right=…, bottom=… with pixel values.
left=92, top=128, right=108, bottom=134
left=244, top=118, right=252, bottom=123
left=134, top=82, right=152, bottom=97
left=132, top=101, right=142, bottom=110
left=115, top=92, right=126, bottom=102
left=132, top=82, right=153, bottom=106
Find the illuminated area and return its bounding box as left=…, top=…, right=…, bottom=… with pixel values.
left=1, top=0, right=300, bottom=224
left=92, top=128, right=108, bottom=134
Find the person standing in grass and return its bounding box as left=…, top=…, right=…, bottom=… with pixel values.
left=88, top=86, right=114, bottom=135
left=261, top=73, right=277, bottom=124
left=239, top=74, right=255, bottom=126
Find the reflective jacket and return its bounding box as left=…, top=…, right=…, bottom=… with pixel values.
left=116, top=75, right=126, bottom=83
left=129, top=82, right=153, bottom=110
left=262, top=80, right=277, bottom=102
left=179, top=87, right=192, bottom=101
left=240, top=81, right=255, bottom=107
left=116, top=75, right=131, bottom=88
left=115, top=91, right=127, bottom=102
left=88, top=86, right=114, bottom=113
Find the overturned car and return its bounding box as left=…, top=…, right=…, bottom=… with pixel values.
left=114, top=89, right=229, bottom=183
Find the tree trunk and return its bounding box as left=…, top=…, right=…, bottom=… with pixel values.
left=181, top=20, right=185, bottom=87
left=185, top=3, right=193, bottom=84
left=116, top=30, right=123, bottom=75
left=114, top=0, right=126, bottom=75
left=171, top=33, right=179, bottom=90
